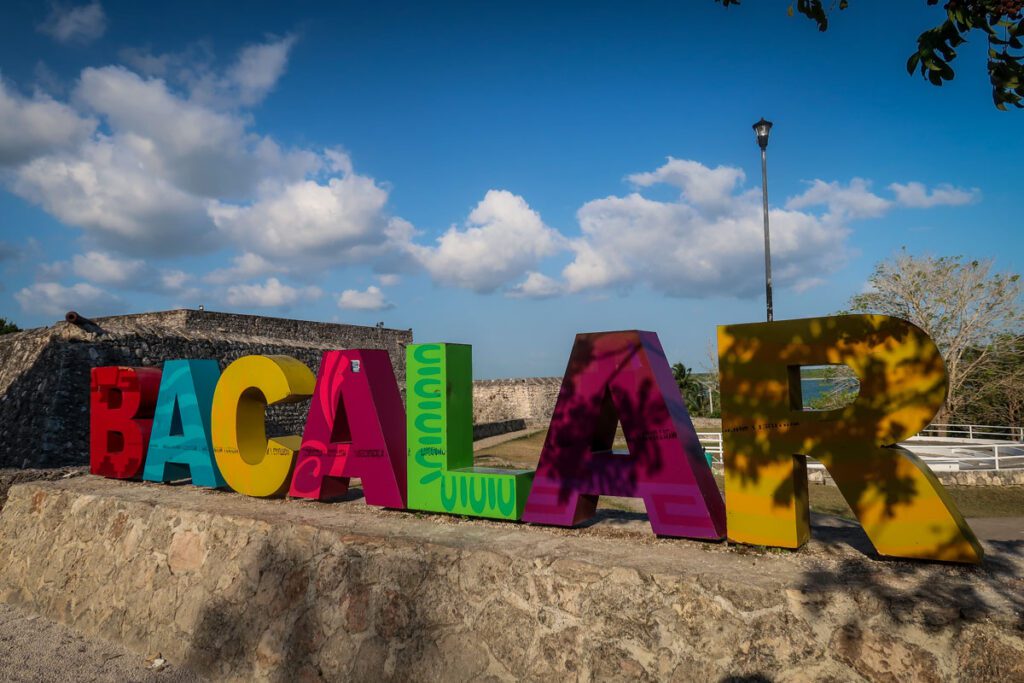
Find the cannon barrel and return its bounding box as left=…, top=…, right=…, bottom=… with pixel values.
left=65, top=311, right=95, bottom=327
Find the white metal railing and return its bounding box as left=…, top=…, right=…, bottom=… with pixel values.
left=697, top=430, right=1024, bottom=472
left=918, top=423, right=1024, bottom=441
left=697, top=432, right=723, bottom=464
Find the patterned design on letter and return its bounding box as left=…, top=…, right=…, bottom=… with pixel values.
left=289, top=350, right=407, bottom=507
left=521, top=331, right=725, bottom=539
left=406, top=343, right=533, bottom=520
left=90, top=366, right=162, bottom=479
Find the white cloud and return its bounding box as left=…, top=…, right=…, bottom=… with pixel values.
left=0, top=79, right=95, bottom=167
left=562, top=160, right=850, bottom=298
left=12, top=133, right=215, bottom=254
left=338, top=285, right=394, bottom=311
left=224, top=35, right=297, bottom=106
left=37, top=2, right=107, bottom=45
left=508, top=271, right=563, bottom=299
left=204, top=252, right=285, bottom=284
left=1, top=40, right=325, bottom=259
left=413, top=190, right=564, bottom=293
left=15, top=281, right=122, bottom=317
left=224, top=277, right=322, bottom=308
left=377, top=274, right=401, bottom=286
left=72, top=65, right=316, bottom=198
left=71, top=250, right=145, bottom=285
left=628, top=157, right=745, bottom=213
left=785, top=178, right=892, bottom=220
left=888, top=181, right=980, bottom=208
left=209, top=167, right=411, bottom=269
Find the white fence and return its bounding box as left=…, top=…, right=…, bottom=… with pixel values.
left=917, top=423, right=1024, bottom=441
left=697, top=424, right=1024, bottom=472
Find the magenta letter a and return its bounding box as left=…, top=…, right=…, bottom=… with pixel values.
left=522, top=331, right=725, bottom=539
left=289, top=350, right=407, bottom=507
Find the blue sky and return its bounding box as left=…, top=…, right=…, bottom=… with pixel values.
left=1, top=1, right=1020, bottom=378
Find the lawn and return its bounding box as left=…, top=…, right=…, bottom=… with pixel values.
left=478, top=429, right=1024, bottom=519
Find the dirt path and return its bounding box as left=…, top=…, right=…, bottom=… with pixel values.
left=0, top=602, right=204, bottom=683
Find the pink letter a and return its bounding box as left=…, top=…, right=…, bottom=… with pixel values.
left=522, top=331, right=725, bottom=539
left=289, top=350, right=407, bottom=507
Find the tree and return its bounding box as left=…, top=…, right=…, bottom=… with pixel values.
left=0, top=317, right=19, bottom=335
left=715, top=1, right=1024, bottom=110
left=845, top=251, right=1023, bottom=423
left=672, top=362, right=708, bottom=416
left=957, top=334, right=1024, bottom=428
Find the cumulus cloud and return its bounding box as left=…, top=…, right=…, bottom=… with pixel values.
left=628, top=157, right=746, bottom=213
left=0, top=79, right=96, bottom=167
left=71, top=250, right=145, bottom=285
left=15, top=281, right=122, bottom=317
left=561, top=159, right=850, bottom=298
left=785, top=178, right=892, bottom=220
left=209, top=165, right=400, bottom=266
left=12, top=134, right=215, bottom=254
left=224, top=277, right=322, bottom=308
left=37, top=2, right=107, bottom=45
left=0, top=38, right=328, bottom=260
left=412, top=190, right=564, bottom=293
left=204, top=252, right=286, bottom=285
left=508, top=271, right=563, bottom=299
left=888, top=181, right=980, bottom=208
left=338, top=285, right=394, bottom=311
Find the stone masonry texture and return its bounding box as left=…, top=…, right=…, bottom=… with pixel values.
left=1, top=477, right=1023, bottom=682
left=0, top=310, right=412, bottom=469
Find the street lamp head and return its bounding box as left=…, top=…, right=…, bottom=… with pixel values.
left=753, top=117, right=773, bottom=150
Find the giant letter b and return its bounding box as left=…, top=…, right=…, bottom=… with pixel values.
left=90, top=366, right=162, bottom=479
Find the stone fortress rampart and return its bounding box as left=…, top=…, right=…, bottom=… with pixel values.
left=0, top=309, right=562, bottom=469
left=0, top=310, right=412, bottom=469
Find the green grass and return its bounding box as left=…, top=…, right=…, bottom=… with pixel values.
left=481, top=430, right=1024, bottom=519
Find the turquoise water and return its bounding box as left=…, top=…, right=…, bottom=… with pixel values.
left=800, top=378, right=857, bottom=404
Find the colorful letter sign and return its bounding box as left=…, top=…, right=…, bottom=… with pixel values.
left=211, top=355, right=315, bottom=498
left=406, top=343, right=533, bottom=520
left=89, top=366, right=162, bottom=479
left=718, top=315, right=983, bottom=563
left=143, top=359, right=225, bottom=488
left=289, top=350, right=407, bottom=507
left=522, top=331, right=726, bottom=539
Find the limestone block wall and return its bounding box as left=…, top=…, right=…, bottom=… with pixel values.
left=1, top=477, right=1022, bottom=682
left=0, top=310, right=412, bottom=469
left=471, top=377, right=561, bottom=426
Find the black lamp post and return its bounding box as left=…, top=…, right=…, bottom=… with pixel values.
left=753, top=117, right=774, bottom=322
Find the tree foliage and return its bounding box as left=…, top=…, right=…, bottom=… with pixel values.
left=957, top=334, right=1024, bottom=427
left=0, top=317, right=19, bottom=335
left=845, top=251, right=1023, bottom=423
left=715, top=0, right=1024, bottom=109
left=672, top=362, right=706, bottom=416
left=672, top=361, right=719, bottom=417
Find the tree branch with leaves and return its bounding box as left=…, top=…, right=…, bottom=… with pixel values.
left=715, top=0, right=1024, bottom=109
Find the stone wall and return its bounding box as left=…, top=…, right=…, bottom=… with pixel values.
left=471, top=377, right=561, bottom=426
left=1, top=477, right=1022, bottom=681
left=0, top=310, right=412, bottom=469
